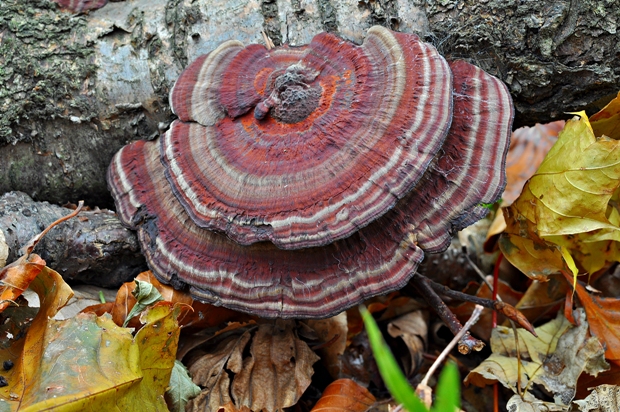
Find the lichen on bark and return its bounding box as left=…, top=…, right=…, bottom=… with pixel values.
left=0, top=0, right=97, bottom=144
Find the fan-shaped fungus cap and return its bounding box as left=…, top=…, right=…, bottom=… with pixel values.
left=165, top=26, right=453, bottom=250
left=108, top=27, right=513, bottom=318
left=407, top=60, right=514, bottom=253
left=109, top=139, right=424, bottom=318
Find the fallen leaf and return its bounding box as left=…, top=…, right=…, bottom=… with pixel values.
left=0, top=266, right=73, bottom=407
left=590, top=91, right=620, bottom=140
left=500, top=112, right=620, bottom=278
left=574, top=384, right=620, bottom=411
left=124, top=279, right=164, bottom=327
left=573, top=281, right=620, bottom=365
left=506, top=392, right=568, bottom=411
left=466, top=309, right=608, bottom=405
left=576, top=360, right=620, bottom=400
left=166, top=360, right=201, bottom=412
left=0, top=254, right=45, bottom=313
left=187, top=320, right=319, bottom=412
left=504, top=121, right=564, bottom=205
left=306, top=313, right=348, bottom=379
left=512, top=277, right=567, bottom=327
left=386, top=310, right=428, bottom=376
left=218, top=402, right=251, bottom=412
left=310, top=379, right=376, bottom=412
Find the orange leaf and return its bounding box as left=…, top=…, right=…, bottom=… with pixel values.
left=0, top=253, right=46, bottom=312
left=310, top=379, right=376, bottom=412
left=81, top=302, right=114, bottom=317
left=503, top=121, right=564, bottom=205
left=573, top=279, right=620, bottom=363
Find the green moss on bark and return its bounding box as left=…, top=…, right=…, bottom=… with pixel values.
left=0, top=0, right=97, bottom=144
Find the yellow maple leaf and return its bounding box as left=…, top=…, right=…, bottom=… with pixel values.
left=500, top=103, right=620, bottom=278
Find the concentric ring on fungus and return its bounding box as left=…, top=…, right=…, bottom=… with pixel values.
left=108, top=26, right=513, bottom=318
left=166, top=26, right=454, bottom=249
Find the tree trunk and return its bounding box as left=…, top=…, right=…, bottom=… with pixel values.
left=0, top=191, right=146, bottom=286
left=1, top=0, right=618, bottom=207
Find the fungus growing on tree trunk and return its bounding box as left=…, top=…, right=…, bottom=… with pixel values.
left=108, top=26, right=513, bottom=319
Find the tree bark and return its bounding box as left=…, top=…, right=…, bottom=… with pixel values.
left=0, top=191, right=146, bottom=287
left=1, top=0, right=618, bottom=207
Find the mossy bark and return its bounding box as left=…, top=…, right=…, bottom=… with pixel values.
left=1, top=0, right=618, bottom=207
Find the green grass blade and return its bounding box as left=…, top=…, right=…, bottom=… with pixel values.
left=360, top=305, right=429, bottom=412
left=431, top=362, right=460, bottom=412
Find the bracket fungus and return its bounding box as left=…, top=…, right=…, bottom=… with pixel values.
left=108, top=26, right=513, bottom=318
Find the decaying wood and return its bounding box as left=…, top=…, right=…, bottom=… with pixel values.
left=0, top=0, right=618, bottom=207
left=0, top=191, right=146, bottom=287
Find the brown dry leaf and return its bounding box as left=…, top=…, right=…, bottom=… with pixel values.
left=310, top=379, right=376, bottom=412
left=386, top=310, right=427, bottom=376
left=345, top=294, right=421, bottom=342
left=0, top=253, right=46, bottom=313
left=512, top=277, right=567, bottom=326
left=574, top=385, right=620, bottom=411
left=307, top=312, right=348, bottom=379
left=187, top=320, right=319, bottom=412
left=218, top=402, right=251, bottom=412
left=506, top=392, right=567, bottom=411
left=466, top=309, right=608, bottom=405
left=574, top=281, right=620, bottom=365
left=503, top=120, right=564, bottom=205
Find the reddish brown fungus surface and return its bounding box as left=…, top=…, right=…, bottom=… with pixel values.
left=166, top=27, right=453, bottom=249
left=108, top=26, right=513, bottom=318
left=53, top=0, right=108, bottom=13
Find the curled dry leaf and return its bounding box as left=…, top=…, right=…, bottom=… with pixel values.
left=306, top=312, right=348, bottom=379
left=512, top=278, right=567, bottom=327
left=186, top=320, right=319, bottom=412
left=574, top=385, right=620, bottom=412
left=386, top=310, right=428, bottom=376
left=466, top=309, right=608, bottom=406
left=310, top=379, right=376, bottom=412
